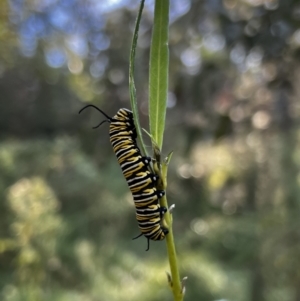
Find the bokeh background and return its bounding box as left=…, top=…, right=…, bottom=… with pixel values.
left=1, top=0, right=300, bottom=300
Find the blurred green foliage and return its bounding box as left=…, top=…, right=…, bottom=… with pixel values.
left=1, top=0, right=300, bottom=301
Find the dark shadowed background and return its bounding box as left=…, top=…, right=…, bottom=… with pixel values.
left=1, top=0, right=300, bottom=300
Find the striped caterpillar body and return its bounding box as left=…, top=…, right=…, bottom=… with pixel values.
left=79, top=105, right=168, bottom=250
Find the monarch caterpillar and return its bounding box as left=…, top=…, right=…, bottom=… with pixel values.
left=79, top=105, right=169, bottom=250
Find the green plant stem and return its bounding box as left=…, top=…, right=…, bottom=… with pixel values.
left=161, top=160, right=183, bottom=301
left=148, top=1, right=182, bottom=299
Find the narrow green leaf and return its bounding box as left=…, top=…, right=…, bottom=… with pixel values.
left=149, top=0, right=169, bottom=149
left=129, top=0, right=148, bottom=157
left=164, top=151, right=173, bottom=165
